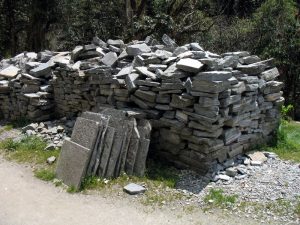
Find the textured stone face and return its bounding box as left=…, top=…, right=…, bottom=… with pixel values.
left=71, top=117, right=100, bottom=150
left=56, top=140, right=92, bottom=189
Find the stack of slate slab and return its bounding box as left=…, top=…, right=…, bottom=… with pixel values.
left=56, top=109, right=151, bottom=189
left=0, top=51, right=69, bottom=121
left=0, top=35, right=284, bottom=175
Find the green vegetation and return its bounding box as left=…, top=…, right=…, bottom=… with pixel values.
left=0, top=136, right=59, bottom=164
left=81, top=161, right=183, bottom=205
left=266, top=113, right=300, bottom=161
left=204, top=189, right=238, bottom=208
left=34, top=168, right=56, bottom=181
left=67, top=186, right=78, bottom=194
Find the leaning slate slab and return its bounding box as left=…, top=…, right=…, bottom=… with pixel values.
left=71, top=117, right=100, bottom=150
left=56, top=139, right=91, bottom=189
left=123, top=183, right=146, bottom=195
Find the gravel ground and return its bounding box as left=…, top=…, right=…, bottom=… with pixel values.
left=176, top=156, right=300, bottom=224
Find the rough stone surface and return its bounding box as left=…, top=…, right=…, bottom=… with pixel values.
left=56, top=139, right=91, bottom=189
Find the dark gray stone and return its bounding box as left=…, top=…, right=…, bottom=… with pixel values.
left=56, top=140, right=91, bottom=189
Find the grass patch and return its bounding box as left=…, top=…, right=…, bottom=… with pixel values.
left=67, top=186, right=78, bottom=194
left=0, top=124, right=13, bottom=135
left=0, top=136, right=59, bottom=165
left=266, top=121, right=300, bottom=161
left=204, top=188, right=238, bottom=208
left=80, top=161, right=183, bottom=205
left=34, top=168, right=55, bottom=181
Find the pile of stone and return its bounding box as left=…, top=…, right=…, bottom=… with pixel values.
left=21, top=118, right=74, bottom=149
left=0, top=51, right=70, bottom=121
left=0, top=34, right=284, bottom=175
left=56, top=109, right=151, bottom=189
left=211, top=151, right=277, bottom=182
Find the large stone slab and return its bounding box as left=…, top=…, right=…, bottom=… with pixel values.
left=176, top=58, right=204, bottom=73
left=126, top=43, right=151, bottom=56
left=195, top=71, right=232, bottom=81
left=56, top=140, right=91, bottom=189
left=98, top=126, right=115, bottom=177
left=71, top=117, right=100, bottom=150
left=125, top=126, right=140, bottom=175
left=0, top=65, right=20, bottom=78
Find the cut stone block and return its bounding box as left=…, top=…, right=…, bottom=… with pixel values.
left=126, top=43, right=151, bottom=56
left=195, top=71, right=232, bottom=81
left=123, top=183, right=146, bottom=195
left=0, top=65, right=20, bottom=78
left=56, top=140, right=91, bottom=189
left=176, top=58, right=204, bottom=73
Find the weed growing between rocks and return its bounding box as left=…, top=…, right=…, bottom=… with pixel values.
left=34, top=168, right=56, bottom=181
left=204, top=188, right=238, bottom=209
left=0, top=136, right=59, bottom=164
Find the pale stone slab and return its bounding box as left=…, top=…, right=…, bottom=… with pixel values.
left=0, top=65, right=20, bottom=78
left=56, top=140, right=91, bottom=189
left=176, top=58, right=204, bottom=73
left=123, top=183, right=146, bottom=195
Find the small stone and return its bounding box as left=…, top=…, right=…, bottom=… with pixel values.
left=244, top=158, right=251, bottom=165
left=226, top=168, right=237, bottom=177
left=47, top=156, right=56, bottom=165
left=219, top=174, right=231, bottom=181
left=251, top=160, right=263, bottom=166
left=123, top=183, right=146, bottom=195
left=44, top=144, right=56, bottom=151
left=247, top=151, right=268, bottom=163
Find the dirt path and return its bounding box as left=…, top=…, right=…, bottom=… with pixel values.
left=0, top=155, right=265, bottom=225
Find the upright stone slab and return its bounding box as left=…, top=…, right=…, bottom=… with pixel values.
left=125, top=126, right=140, bottom=175
left=56, top=140, right=91, bottom=189
left=71, top=117, right=100, bottom=150
left=98, top=126, right=115, bottom=177
left=81, top=112, right=110, bottom=176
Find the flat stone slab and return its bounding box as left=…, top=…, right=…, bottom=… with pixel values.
left=195, top=71, right=232, bottom=81
left=71, top=117, right=100, bottom=150
left=101, top=52, right=118, bottom=67
left=126, top=43, right=151, bottom=56
left=30, top=62, right=53, bottom=77
left=176, top=58, right=204, bottom=73
left=0, top=65, right=20, bottom=78
left=247, top=151, right=267, bottom=163
left=135, top=67, right=157, bottom=80
left=56, top=140, right=91, bottom=189
left=123, top=183, right=146, bottom=195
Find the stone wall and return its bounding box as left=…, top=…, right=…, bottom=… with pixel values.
left=0, top=35, right=284, bottom=174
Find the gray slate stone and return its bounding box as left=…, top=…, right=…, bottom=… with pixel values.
left=56, top=140, right=91, bottom=189
left=176, top=58, right=204, bottom=73
left=126, top=43, right=151, bottom=56
left=71, top=117, right=100, bottom=150
left=123, top=183, right=146, bottom=195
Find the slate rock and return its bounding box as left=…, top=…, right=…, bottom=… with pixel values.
left=126, top=43, right=151, bottom=56
left=123, top=183, right=146, bottom=195
left=176, top=58, right=204, bottom=73
left=56, top=140, right=92, bottom=189
left=0, top=65, right=20, bottom=78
